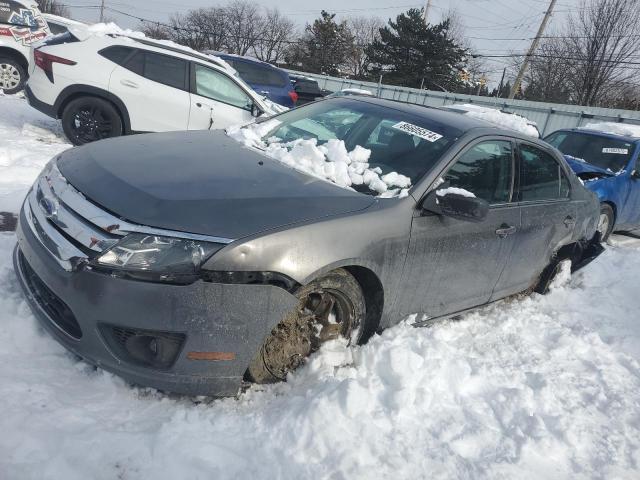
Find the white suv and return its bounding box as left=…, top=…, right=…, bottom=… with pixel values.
left=0, top=0, right=49, bottom=93
left=25, top=28, right=281, bottom=145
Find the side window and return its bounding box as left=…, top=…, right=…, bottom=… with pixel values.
left=443, top=140, right=513, bottom=204
left=519, top=144, right=568, bottom=201
left=47, top=22, right=68, bottom=35
left=144, top=52, right=188, bottom=90
left=194, top=64, right=252, bottom=110
left=121, top=51, right=188, bottom=90
left=99, top=46, right=134, bottom=66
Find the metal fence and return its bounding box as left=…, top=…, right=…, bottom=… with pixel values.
left=290, top=71, right=640, bottom=137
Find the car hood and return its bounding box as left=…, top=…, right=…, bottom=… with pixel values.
left=564, top=155, right=615, bottom=179
left=57, top=130, right=375, bottom=239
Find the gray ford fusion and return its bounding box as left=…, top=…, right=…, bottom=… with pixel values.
left=14, top=97, right=602, bottom=396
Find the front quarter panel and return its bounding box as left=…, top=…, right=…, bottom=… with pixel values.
left=203, top=199, right=414, bottom=328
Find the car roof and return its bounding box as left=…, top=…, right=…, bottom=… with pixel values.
left=554, top=128, right=640, bottom=144
left=344, top=96, right=527, bottom=136
left=124, top=37, right=231, bottom=70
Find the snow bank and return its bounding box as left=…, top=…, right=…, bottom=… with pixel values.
left=450, top=104, right=540, bottom=138
left=581, top=122, right=640, bottom=139
left=1, top=233, right=640, bottom=479
left=227, top=122, right=411, bottom=197
left=0, top=94, right=70, bottom=214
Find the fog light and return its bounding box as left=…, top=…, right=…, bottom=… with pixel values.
left=101, top=325, right=186, bottom=370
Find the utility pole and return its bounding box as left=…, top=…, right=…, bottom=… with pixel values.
left=99, top=0, right=106, bottom=23
left=423, top=0, right=432, bottom=24
left=497, top=67, right=506, bottom=98
left=509, top=0, right=557, bottom=99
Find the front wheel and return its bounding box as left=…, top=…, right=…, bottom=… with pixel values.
left=61, top=96, right=123, bottom=145
left=0, top=57, right=26, bottom=94
left=597, top=203, right=614, bottom=242
left=246, top=268, right=366, bottom=384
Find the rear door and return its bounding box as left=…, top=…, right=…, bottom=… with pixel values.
left=188, top=63, right=253, bottom=130
left=492, top=142, right=575, bottom=298
left=108, top=49, right=190, bottom=132
left=398, top=138, right=520, bottom=319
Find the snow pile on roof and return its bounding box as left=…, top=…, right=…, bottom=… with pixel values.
left=227, top=122, right=411, bottom=197
left=581, top=122, right=640, bottom=139
left=451, top=104, right=540, bottom=138
left=341, top=88, right=374, bottom=96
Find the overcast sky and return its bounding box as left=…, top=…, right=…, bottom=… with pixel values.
left=61, top=0, right=583, bottom=86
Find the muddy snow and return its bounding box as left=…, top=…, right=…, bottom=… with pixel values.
left=0, top=93, right=639, bottom=479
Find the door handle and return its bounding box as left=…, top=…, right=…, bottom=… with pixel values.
left=564, top=216, right=576, bottom=228
left=495, top=225, right=517, bottom=238
left=120, top=79, right=138, bottom=88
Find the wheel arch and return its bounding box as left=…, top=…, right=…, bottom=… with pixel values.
left=54, top=85, right=132, bottom=133
left=0, top=47, right=28, bottom=70
left=301, top=262, right=385, bottom=343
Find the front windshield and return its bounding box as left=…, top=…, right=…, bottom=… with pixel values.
left=545, top=131, right=635, bottom=173
left=227, top=98, right=460, bottom=197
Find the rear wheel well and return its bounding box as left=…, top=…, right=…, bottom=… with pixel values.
left=0, top=48, right=28, bottom=70
left=343, top=266, right=384, bottom=343
left=57, top=91, right=129, bottom=132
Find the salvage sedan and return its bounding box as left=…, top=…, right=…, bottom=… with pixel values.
left=14, top=97, right=602, bottom=396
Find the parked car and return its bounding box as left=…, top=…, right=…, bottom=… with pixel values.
left=14, top=97, right=602, bottom=396
left=41, top=13, right=86, bottom=36
left=545, top=124, right=640, bottom=240
left=0, top=0, right=49, bottom=94
left=289, top=73, right=326, bottom=104
left=209, top=52, right=298, bottom=108
left=25, top=28, right=279, bottom=145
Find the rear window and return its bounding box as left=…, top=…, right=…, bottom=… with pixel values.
left=519, top=144, right=570, bottom=201
left=232, top=61, right=286, bottom=87
left=122, top=50, right=188, bottom=91
left=99, top=46, right=134, bottom=65
left=545, top=131, right=634, bottom=173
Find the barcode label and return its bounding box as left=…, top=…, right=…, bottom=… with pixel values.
left=602, top=148, right=628, bottom=154
left=392, top=122, right=443, bottom=142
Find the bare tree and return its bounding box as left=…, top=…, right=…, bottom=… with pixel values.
left=565, top=0, right=640, bottom=106
left=224, top=0, right=264, bottom=56
left=37, top=0, right=69, bottom=17
left=345, top=16, right=383, bottom=78
left=142, top=23, right=172, bottom=41
left=168, top=8, right=228, bottom=52
left=522, top=38, right=573, bottom=103
left=253, top=8, right=294, bottom=63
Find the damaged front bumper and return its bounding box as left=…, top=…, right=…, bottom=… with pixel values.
left=14, top=206, right=298, bottom=397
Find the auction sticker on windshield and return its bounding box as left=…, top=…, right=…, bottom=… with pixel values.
left=392, top=122, right=443, bottom=142
left=602, top=147, right=629, bottom=154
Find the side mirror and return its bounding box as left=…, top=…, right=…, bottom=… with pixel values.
left=422, top=188, right=489, bottom=223
left=250, top=103, right=262, bottom=118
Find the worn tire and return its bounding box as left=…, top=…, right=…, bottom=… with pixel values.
left=597, top=203, right=614, bottom=242
left=61, top=96, right=123, bottom=145
left=0, top=57, right=27, bottom=94
left=246, top=268, right=366, bottom=384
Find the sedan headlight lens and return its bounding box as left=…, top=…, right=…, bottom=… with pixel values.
left=93, top=234, right=224, bottom=284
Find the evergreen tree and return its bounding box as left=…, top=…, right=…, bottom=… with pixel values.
left=366, top=9, right=467, bottom=90
left=286, top=11, right=355, bottom=76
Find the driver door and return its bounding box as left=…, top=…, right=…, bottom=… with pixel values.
left=188, top=63, right=254, bottom=131
left=397, top=138, right=520, bottom=319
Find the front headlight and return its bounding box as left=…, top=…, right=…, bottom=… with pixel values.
left=93, top=233, right=224, bottom=284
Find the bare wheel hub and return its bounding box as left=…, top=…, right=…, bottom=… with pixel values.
left=597, top=213, right=610, bottom=236
left=0, top=63, right=20, bottom=90
left=261, top=288, right=356, bottom=381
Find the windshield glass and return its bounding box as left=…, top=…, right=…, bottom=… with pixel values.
left=227, top=98, right=460, bottom=197
left=545, top=131, right=635, bottom=173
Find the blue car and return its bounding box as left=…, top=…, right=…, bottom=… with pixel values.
left=213, top=53, right=298, bottom=108
left=545, top=126, right=640, bottom=240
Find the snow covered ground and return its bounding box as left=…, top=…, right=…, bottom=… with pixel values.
left=1, top=93, right=640, bottom=479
